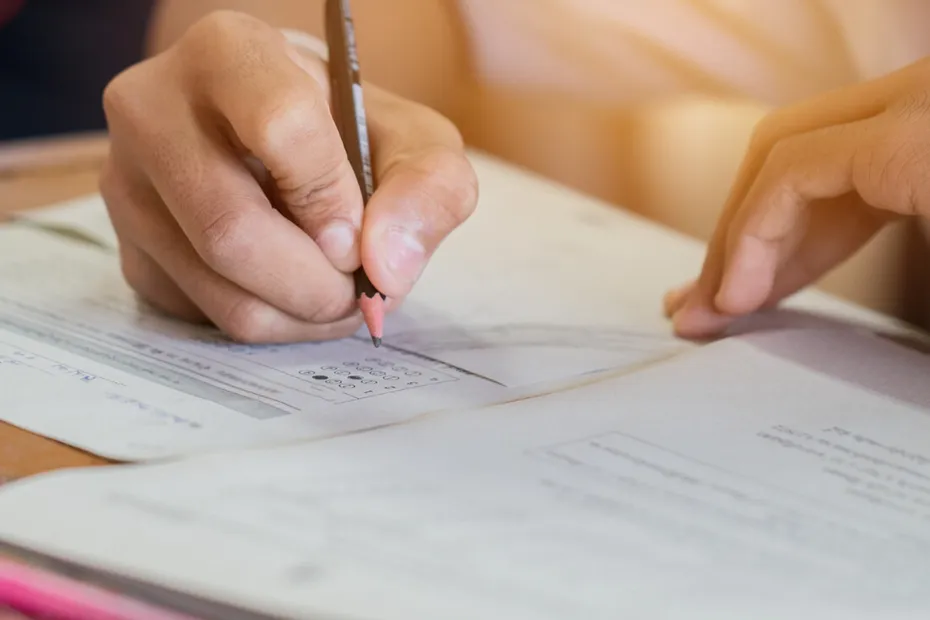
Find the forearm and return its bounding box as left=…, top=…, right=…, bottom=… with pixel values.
left=146, top=0, right=475, bottom=123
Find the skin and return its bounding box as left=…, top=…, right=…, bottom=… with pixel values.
left=107, top=1, right=930, bottom=343
left=101, top=4, right=478, bottom=343
left=146, top=0, right=474, bottom=120
left=665, top=56, right=930, bottom=338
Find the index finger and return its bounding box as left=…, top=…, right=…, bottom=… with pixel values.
left=360, top=87, right=479, bottom=298
left=673, top=74, right=902, bottom=336
left=180, top=12, right=366, bottom=271
left=713, top=119, right=878, bottom=316
left=105, top=60, right=355, bottom=324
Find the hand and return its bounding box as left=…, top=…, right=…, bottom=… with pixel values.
left=100, top=11, right=477, bottom=343
left=664, top=57, right=930, bottom=338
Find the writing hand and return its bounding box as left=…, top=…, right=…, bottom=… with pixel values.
left=665, top=57, right=930, bottom=338
left=100, top=11, right=477, bottom=343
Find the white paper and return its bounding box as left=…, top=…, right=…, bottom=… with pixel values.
left=2, top=329, right=930, bottom=620
left=2, top=151, right=921, bottom=462
left=9, top=152, right=913, bottom=339
left=0, top=224, right=688, bottom=460
left=11, top=193, right=119, bottom=250
left=5, top=154, right=705, bottom=388
left=0, top=228, right=505, bottom=460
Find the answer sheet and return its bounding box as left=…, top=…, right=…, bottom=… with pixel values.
left=15, top=152, right=912, bottom=339
left=0, top=240, right=501, bottom=460
left=0, top=216, right=684, bottom=460
left=4, top=151, right=918, bottom=461
left=1, top=328, right=930, bottom=620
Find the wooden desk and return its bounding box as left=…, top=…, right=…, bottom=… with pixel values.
left=0, top=133, right=111, bottom=482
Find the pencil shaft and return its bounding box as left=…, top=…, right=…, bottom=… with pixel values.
left=325, top=0, right=374, bottom=204
left=325, top=0, right=386, bottom=346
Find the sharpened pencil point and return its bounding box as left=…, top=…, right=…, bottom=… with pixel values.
left=358, top=293, right=385, bottom=348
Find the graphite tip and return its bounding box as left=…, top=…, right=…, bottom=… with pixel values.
left=359, top=293, right=385, bottom=348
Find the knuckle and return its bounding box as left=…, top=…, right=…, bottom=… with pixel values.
left=281, top=170, right=348, bottom=225
left=855, top=128, right=928, bottom=214
left=895, top=144, right=930, bottom=201
left=176, top=11, right=278, bottom=85
left=893, top=89, right=930, bottom=122
left=252, top=95, right=325, bottom=159
left=420, top=106, right=466, bottom=149
left=305, top=292, right=353, bottom=325
left=220, top=297, right=277, bottom=344
left=102, top=68, right=142, bottom=124
left=180, top=10, right=265, bottom=56
left=411, top=148, right=480, bottom=229
left=197, top=210, right=254, bottom=272
left=103, top=57, right=176, bottom=133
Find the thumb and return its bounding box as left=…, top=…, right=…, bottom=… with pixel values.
left=359, top=87, right=478, bottom=298
left=361, top=147, right=478, bottom=298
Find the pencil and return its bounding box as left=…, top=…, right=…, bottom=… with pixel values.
left=325, top=0, right=385, bottom=348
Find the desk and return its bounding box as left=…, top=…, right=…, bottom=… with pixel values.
left=0, top=133, right=111, bottom=481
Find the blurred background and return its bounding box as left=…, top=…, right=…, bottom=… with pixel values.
left=4, top=0, right=930, bottom=325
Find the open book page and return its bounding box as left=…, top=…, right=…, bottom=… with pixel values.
left=2, top=328, right=930, bottom=620
left=0, top=223, right=687, bottom=460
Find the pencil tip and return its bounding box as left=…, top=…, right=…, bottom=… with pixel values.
left=359, top=293, right=385, bottom=348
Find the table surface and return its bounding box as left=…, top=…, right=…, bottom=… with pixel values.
left=0, top=133, right=112, bottom=482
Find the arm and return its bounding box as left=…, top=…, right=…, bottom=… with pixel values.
left=146, top=0, right=476, bottom=126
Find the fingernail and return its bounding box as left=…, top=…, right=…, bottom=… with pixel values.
left=316, top=223, right=358, bottom=266
left=384, top=228, right=426, bottom=286
left=672, top=301, right=733, bottom=339
left=663, top=280, right=696, bottom=317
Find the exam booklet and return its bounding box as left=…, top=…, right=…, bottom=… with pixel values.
left=1, top=327, right=930, bottom=620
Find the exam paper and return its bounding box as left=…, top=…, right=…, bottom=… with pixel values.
left=1, top=329, right=929, bottom=620
left=0, top=228, right=500, bottom=460
left=5, top=151, right=919, bottom=462
left=11, top=193, right=120, bottom=250
left=7, top=156, right=702, bottom=388
left=0, top=224, right=684, bottom=460
left=12, top=152, right=913, bottom=342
